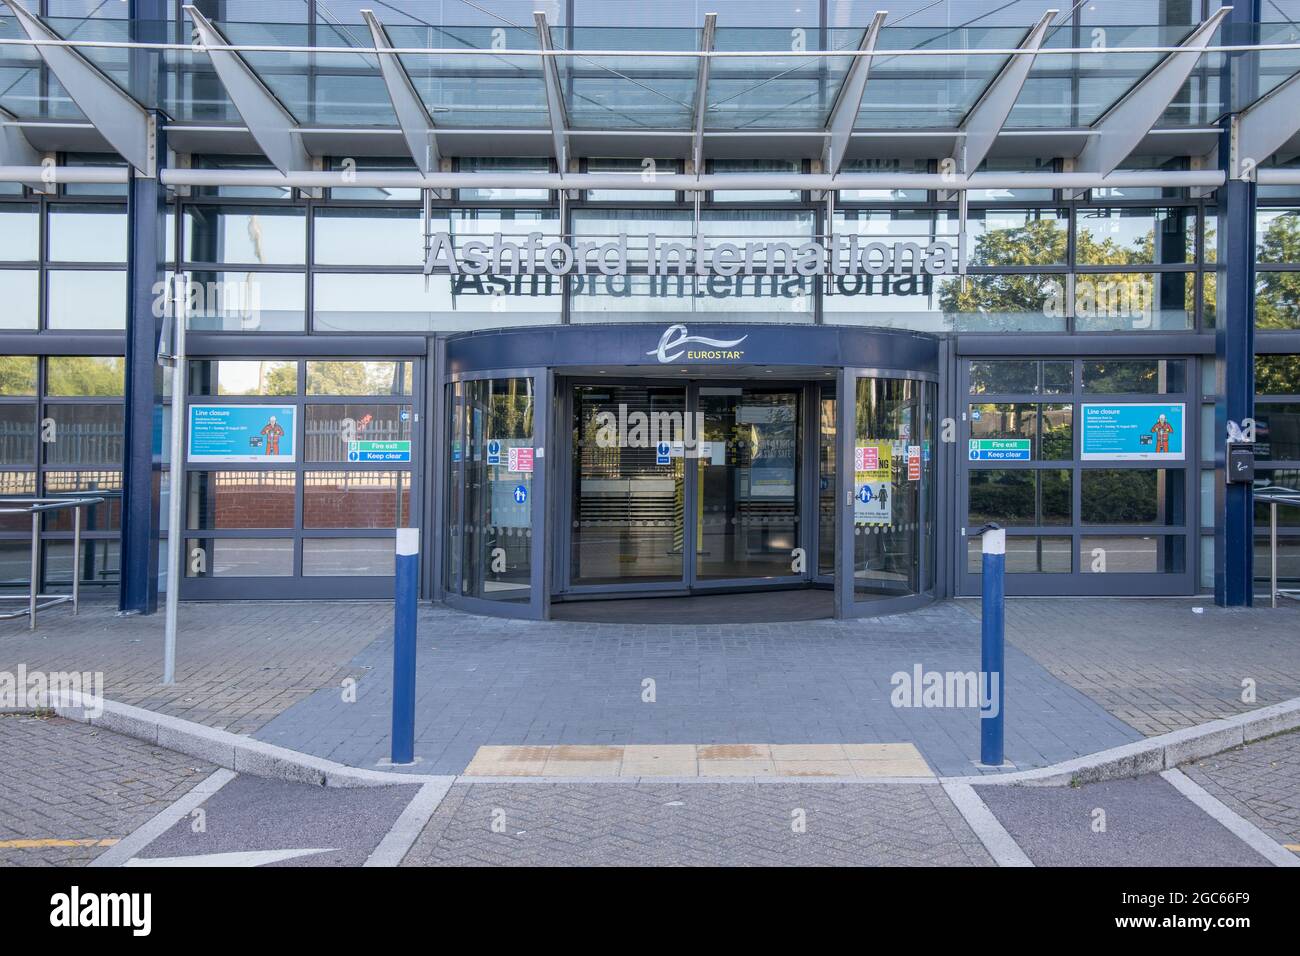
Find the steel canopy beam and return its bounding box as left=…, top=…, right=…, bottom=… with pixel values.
left=361, top=9, right=439, bottom=174
left=1074, top=7, right=1231, bottom=177
left=0, top=105, right=50, bottom=191
left=692, top=12, right=717, bottom=175
left=822, top=11, right=886, bottom=178
left=1233, top=67, right=1300, bottom=177
left=1, top=0, right=155, bottom=175
left=533, top=11, right=569, bottom=175
left=183, top=5, right=313, bottom=177
left=955, top=10, right=1057, bottom=176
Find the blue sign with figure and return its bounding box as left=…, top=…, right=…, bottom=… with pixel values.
left=188, top=404, right=296, bottom=463
left=513, top=485, right=528, bottom=504
left=1081, top=403, right=1185, bottom=461
left=486, top=439, right=502, bottom=465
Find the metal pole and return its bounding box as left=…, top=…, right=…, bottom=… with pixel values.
left=28, top=510, right=38, bottom=631
left=391, top=527, right=419, bottom=765
left=1272, top=500, right=1278, bottom=610
left=980, top=524, right=1005, bottom=767
left=162, top=306, right=186, bottom=685
left=73, top=504, right=81, bottom=615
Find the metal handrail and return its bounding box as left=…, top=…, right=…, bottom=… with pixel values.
left=1256, top=487, right=1300, bottom=609
left=0, top=496, right=106, bottom=630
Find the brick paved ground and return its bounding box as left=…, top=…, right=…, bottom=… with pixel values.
left=981, top=599, right=1300, bottom=736
left=0, top=714, right=213, bottom=866
left=0, top=600, right=387, bottom=734
left=1181, top=729, right=1300, bottom=850
left=256, top=601, right=1139, bottom=776
left=401, top=781, right=993, bottom=866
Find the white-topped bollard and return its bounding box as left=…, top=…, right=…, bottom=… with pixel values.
left=976, top=524, right=1006, bottom=767
left=391, top=528, right=419, bottom=765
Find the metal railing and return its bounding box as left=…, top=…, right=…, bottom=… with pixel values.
left=1257, top=487, right=1300, bottom=609
left=0, top=496, right=105, bottom=630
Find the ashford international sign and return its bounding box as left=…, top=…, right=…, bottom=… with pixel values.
left=423, top=232, right=961, bottom=278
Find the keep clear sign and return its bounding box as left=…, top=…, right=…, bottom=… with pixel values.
left=854, top=441, right=892, bottom=524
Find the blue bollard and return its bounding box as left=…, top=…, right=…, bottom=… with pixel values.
left=979, top=524, right=1005, bottom=767
left=391, top=528, right=419, bottom=765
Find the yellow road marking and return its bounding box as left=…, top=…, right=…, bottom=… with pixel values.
left=1284, top=844, right=1300, bottom=853
left=0, top=837, right=120, bottom=849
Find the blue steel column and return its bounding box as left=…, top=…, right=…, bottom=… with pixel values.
left=1214, top=3, right=1259, bottom=607
left=119, top=1, right=168, bottom=614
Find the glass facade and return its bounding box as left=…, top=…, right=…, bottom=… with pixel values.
left=0, top=2, right=1294, bottom=618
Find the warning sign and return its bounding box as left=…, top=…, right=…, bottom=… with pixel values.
left=854, top=441, right=892, bottom=525
left=508, top=447, right=534, bottom=473
left=907, top=445, right=921, bottom=481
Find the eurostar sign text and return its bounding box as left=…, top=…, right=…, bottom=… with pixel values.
left=423, top=231, right=961, bottom=278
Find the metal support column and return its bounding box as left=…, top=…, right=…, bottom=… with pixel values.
left=119, top=0, right=168, bottom=614
left=1214, top=2, right=1260, bottom=607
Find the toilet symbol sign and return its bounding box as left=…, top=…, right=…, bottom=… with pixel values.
left=486, top=439, right=501, bottom=465
left=513, top=485, right=528, bottom=504
left=656, top=441, right=671, bottom=465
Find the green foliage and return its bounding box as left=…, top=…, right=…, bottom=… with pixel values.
left=46, top=357, right=124, bottom=396
left=0, top=355, right=37, bottom=396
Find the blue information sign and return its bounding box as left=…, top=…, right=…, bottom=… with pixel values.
left=188, top=404, right=297, bottom=463
left=1081, top=403, right=1185, bottom=461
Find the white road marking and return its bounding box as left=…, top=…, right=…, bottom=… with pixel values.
left=364, top=778, right=454, bottom=867
left=90, top=768, right=237, bottom=868
left=1160, top=769, right=1300, bottom=867
left=942, top=782, right=1034, bottom=867
left=124, top=848, right=335, bottom=867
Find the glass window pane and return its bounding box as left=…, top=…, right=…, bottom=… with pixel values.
left=186, top=537, right=294, bottom=577
left=313, top=207, right=423, bottom=266
left=178, top=270, right=305, bottom=332
left=305, top=362, right=413, bottom=396
left=0, top=270, right=38, bottom=330
left=585, top=158, right=677, bottom=202
left=303, top=538, right=395, bottom=576
left=48, top=205, right=127, bottom=262
left=940, top=274, right=1068, bottom=332
left=1081, top=469, right=1185, bottom=525
left=46, top=357, right=125, bottom=396
left=1082, top=359, right=1187, bottom=393
left=304, top=404, right=412, bottom=462
left=0, top=205, right=38, bottom=261
left=1080, top=535, right=1185, bottom=573
left=711, top=159, right=801, bottom=202
left=304, top=471, right=411, bottom=529
left=968, top=469, right=1034, bottom=525
left=969, top=361, right=1037, bottom=394
left=1072, top=272, right=1194, bottom=331
left=968, top=535, right=1071, bottom=573
left=1256, top=404, right=1300, bottom=461
left=188, top=360, right=298, bottom=397
left=186, top=471, right=296, bottom=529
left=42, top=406, right=124, bottom=466
left=0, top=404, right=36, bottom=465
left=47, top=270, right=127, bottom=330
left=1257, top=271, right=1300, bottom=330
left=0, top=471, right=37, bottom=531
left=458, top=158, right=549, bottom=202
left=1257, top=355, right=1300, bottom=395
left=1075, top=207, right=1196, bottom=265
left=965, top=208, right=1068, bottom=266
left=0, top=356, right=38, bottom=395
left=969, top=402, right=1072, bottom=460
left=1256, top=208, right=1300, bottom=264
left=42, top=470, right=122, bottom=530
left=183, top=205, right=306, bottom=265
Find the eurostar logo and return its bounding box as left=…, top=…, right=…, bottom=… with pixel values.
left=647, top=324, right=748, bottom=363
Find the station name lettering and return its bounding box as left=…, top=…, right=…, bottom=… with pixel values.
left=423, top=231, right=960, bottom=278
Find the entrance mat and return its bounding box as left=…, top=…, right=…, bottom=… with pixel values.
left=462, top=743, right=932, bottom=778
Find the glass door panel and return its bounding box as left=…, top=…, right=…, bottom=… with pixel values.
left=842, top=373, right=936, bottom=613
left=448, top=376, right=536, bottom=604
left=697, top=387, right=801, bottom=581
left=570, top=383, right=687, bottom=585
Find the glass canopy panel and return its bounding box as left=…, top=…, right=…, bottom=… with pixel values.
left=0, top=15, right=78, bottom=120
left=1007, top=22, right=1204, bottom=128
left=844, top=25, right=1020, bottom=130
left=563, top=27, right=699, bottom=131
left=387, top=24, right=549, bottom=129
left=1251, top=21, right=1300, bottom=109
left=705, top=26, right=853, bottom=129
